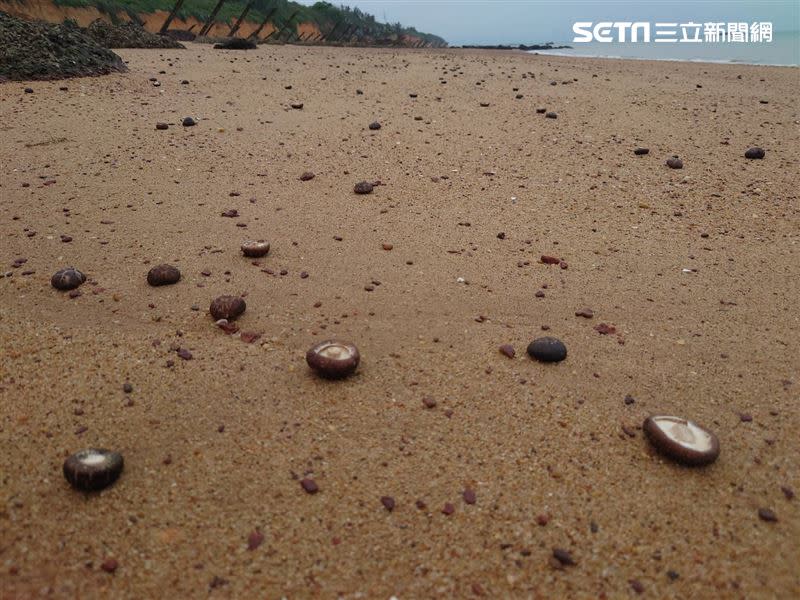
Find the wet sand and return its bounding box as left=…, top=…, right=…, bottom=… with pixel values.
left=1, top=44, right=798, bottom=598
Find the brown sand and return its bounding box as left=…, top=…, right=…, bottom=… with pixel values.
left=1, top=44, right=798, bottom=598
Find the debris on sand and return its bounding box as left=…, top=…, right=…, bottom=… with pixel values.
left=0, top=12, right=126, bottom=81
left=85, top=19, right=184, bottom=49
left=214, top=38, right=257, bottom=50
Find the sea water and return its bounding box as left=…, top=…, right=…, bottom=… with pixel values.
left=530, top=30, right=799, bottom=66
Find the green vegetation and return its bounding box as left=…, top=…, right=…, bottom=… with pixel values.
left=52, top=0, right=446, bottom=45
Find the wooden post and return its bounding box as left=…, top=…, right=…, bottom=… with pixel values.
left=160, top=0, right=185, bottom=34
left=228, top=0, right=255, bottom=37
left=249, top=6, right=277, bottom=39
left=275, top=11, right=299, bottom=42
left=199, top=0, right=227, bottom=37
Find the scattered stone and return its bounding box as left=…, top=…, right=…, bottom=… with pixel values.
left=380, top=496, right=396, bottom=511
left=758, top=508, right=778, bottom=522
left=182, top=117, right=196, bottom=127
left=176, top=348, right=192, bottom=360
left=545, top=112, right=557, bottom=119
left=499, top=344, right=515, bottom=358
left=63, top=448, right=124, bottom=492
left=354, top=181, right=374, bottom=194
left=666, top=156, right=683, bottom=169
left=634, top=147, right=649, bottom=155
left=51, top=267, right=86, bottom=291
left=535, top=107, right=546, bottom=113
left=299, top=171, right=315, bottom=181
left=552, top=548, right=575, bottom=566
left=540, top=255, right=560, bottom=265
left=630, top=580, right=645, bottom=594
left=241, top=240, right=270, bottom=258
left=247, top=529, right=264, bottom=550
left=368, top=121, right=381, bottom=130
left=575, top=308, right=594, bottom=318
left=422, top=397, right=437, bottom=409
left=210, top=296, right=246, bottom=321
left=594, top=323, right=616, bottom=335
left=290, top=103, right=304, bottom=109
left=643, top=415, right=720, bottom=466
left=527, top=337, right=567, bottom=362
left=147, top=264, right=180, bottom=286
left=442, top=502, right=455, bottom=516
left=462, top=489, right=477, bottom=504
left=221, top=209, right=238, bottom=218
left=306, top=340, right=360, bottom=379
left=382, top=243, right=393, bottom=251
left=155, top=122, right=168, bottom=130
left=122, top=383, right=133, bottom=394
left=745, top=147, right=765, bottom=159
left=100, top=558, right=119, bottom=573
left=300, top=478, right=318, bottom=494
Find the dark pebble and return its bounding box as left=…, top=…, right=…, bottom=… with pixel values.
left=299, top=171, right=315, bottom=181
left=422, top=397, right=437, bottom=409
left=758, top=507, right=778, bottom=522
left=527, top=337, right=567, bottom=362
left=499, top=344, right=515, bottom=358
left=744, top=147, right=765, bottom=159
left=634, top=147, right=649, bottom=155
left=51, top=267, right=86, bottom=291
left=368, top=121, right=381, bottom=130
left=442, top=502, right=455, bottom=515
left=354, top=181, right=374, bottom=194
left=575, top=308, right=594, bottom=318
left=380, top=496, right=396, bottom=511
left=241, top=240, right=270, bottom=258
left=156, top=122, right=169, bottom=130
left=290, top=103, right=304, bottom=109
left=182, top=117, right=196, bottom=127
left=666, top=156, right=683, bottom=169
left=463, top=488, right=477, bottom=504
left=300, top=478, right=318, bottom=494
left=147, top=264, right=181, bottom=286
left=210, top=295, right=246, bottom=321
left=100, top=558, right=118, bottom=573
left=535, top=107, right=546, bottom=113
left=122, top=383, right=133, bottom=394
left=552, top=548, right=575, bottom=566
left=63, top=449, right=124, bottom=492
left=545, top=111, right=558, bottom=119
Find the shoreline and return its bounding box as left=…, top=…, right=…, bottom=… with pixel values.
left=527, top=48, right=799, bottom=68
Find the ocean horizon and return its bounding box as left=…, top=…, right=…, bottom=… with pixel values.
left=527, top=30, right=799, bottom=66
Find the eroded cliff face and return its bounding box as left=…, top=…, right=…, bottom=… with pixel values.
left=0, top=0, right=320, bottom=40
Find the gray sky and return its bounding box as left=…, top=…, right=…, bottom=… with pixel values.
left=296, top=1, right=799, bottom=45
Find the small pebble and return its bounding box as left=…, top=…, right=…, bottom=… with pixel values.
left=209, top=296, right=246, bottom=321
left=666, top=156, right=683, bottom=169
left=634, top=147, right=649, bottom=155
left=51, top=267, right=86, bottom=291
left=300, top=478, right=318, bottom=494
left=354, top=181, right=374, bottom=194
left=745, top=147, right=765, bottom=159
left=527, top=337, right=567, bottom=362
left=182, top=117, right=196, bottom=127
left=147, top=264, right=181, bottom=286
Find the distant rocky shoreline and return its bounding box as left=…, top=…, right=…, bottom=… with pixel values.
left=460, top=43, right=572, bottom=51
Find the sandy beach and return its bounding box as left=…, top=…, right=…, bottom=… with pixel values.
left=1, top=44, right=798, bottom=598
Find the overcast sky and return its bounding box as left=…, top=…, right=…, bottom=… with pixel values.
left=296, top=1, right=799, bottom=45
